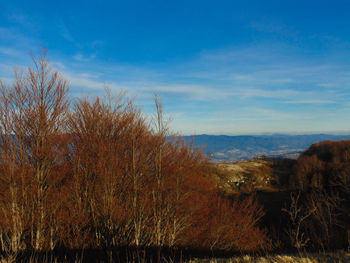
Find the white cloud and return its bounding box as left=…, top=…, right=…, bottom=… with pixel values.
left=0, top=47, right=22, bottom=57
left=73, top=53, right=96, bottom=62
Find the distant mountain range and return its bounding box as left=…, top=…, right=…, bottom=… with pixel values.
left=179, top=134, right=350, bottom=162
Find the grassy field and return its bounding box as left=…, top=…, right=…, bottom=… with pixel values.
left=189, top=251, right=350, bottom=263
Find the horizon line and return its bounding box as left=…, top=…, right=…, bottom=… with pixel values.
left=176, top=131, right=350, bottom=137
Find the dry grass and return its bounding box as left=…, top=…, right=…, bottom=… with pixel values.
left=1, top=251, right=348, bottom=262
left=189, top=251, right=350, bottom=263
left=209, top=158, right=279, bottom=194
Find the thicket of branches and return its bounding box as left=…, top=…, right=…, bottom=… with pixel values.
left=283, top=140, right=350, bottom=251
left=0, top=52, right=268, bottom=254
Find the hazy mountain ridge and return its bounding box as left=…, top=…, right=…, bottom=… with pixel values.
left=180, top=134, right=350, bottom=161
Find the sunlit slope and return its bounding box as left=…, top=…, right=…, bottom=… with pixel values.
left=207, top=157, right=295, bottom=194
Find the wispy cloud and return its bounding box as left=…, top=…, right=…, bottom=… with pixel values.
left=7, top=13, right=39, bottom=32
left=0, top=27, right=33, bottom=45
left=73, top=53, right=96, bottom=62
left=284, top=99, right=336, bottom=105
left=0, top=47, right=22, bottom=57
left=1, top=35, right=350, bottom=134
left=58, top=22, right=81, bottom=48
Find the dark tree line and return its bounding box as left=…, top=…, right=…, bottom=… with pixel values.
left=289, top=140, right=350, bottom=251
left=268, top=140, right=350, bottom=253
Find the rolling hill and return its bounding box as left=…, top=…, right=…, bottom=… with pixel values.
left=180, top=134, right=350, bottom=162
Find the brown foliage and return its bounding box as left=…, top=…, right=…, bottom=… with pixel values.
left=202, top=194, right=267, bottom=251
left=0, top=52, right=268, bottom=253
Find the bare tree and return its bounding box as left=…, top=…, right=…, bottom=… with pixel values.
left=0, top=73, right=29, bottom=253
left=25, top=51, right=70, bottom=250
left=282, top=191, right=316, bottom=253
left=150, top=94, right=169, bottom=248
left=0, top=50, right=70, bottom=251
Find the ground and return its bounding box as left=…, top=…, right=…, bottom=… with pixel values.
left=190, top=251, right=350, bottom=263
left=207, top=157, right=295, bottom=195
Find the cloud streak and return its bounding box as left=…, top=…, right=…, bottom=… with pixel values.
left=1, top=26, right=350, bottom=134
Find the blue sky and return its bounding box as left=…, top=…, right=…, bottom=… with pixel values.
left=1, top=0, right=350, bottom=135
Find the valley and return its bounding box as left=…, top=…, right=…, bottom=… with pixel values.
left=182, top=134, right=350, bottom=161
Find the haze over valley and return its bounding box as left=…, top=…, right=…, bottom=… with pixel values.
left=182, top=134, right=350, bottom=161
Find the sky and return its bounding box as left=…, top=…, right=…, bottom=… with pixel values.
left=1, top=0, right=350, bottom=135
